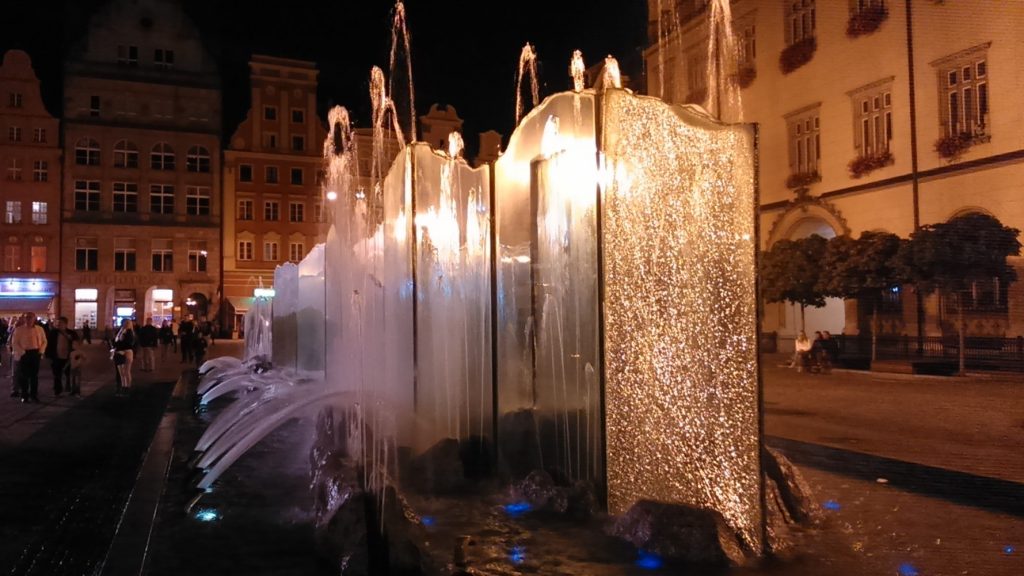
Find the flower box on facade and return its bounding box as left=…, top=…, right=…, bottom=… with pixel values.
left=848, top=150, right=894, bottom=178
left=779, top=37, right=816, bottom=75
left=732, top=66, right=757, bottom=89
left=934, top=133, right=973, bottom=162
left=847, top=5, right=889, bottom=38
left=785, top=170, right=820, bottom=189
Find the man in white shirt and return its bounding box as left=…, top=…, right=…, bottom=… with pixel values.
left=12, top=312, right=48, bottom=403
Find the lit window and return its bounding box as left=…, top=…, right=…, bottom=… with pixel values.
left=4, top=245, right=20, bottom=271
left=5, top=201, right=22, bottom=224
left=31, top=202, right=47, bottom=225
left=30, top=246, right=46, bottom=272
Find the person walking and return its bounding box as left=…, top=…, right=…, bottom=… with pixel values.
left=12, top=313, right=47, bottom=403
left=138, top=317, right=159, bottom=372
left=179, top=314, right=195, bottom=364
left=47, top=317, right=77, bottom=397
left=81, top=322, right=92, bottom=344
left=8, top=315, right=23, bottom=398
left=113, top=319, right=136, bottom=394
left=159, top=320, right=174, bottom=360
left=68, top=340, right=86, bottom=398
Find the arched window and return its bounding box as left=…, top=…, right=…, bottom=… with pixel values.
left=113, top=139, right=139, bottom=168
left=187, top=146, right=211, bottom=173
left=75, top=138, right=100, bottom=166
left=151, top=142, right=176, bottom=171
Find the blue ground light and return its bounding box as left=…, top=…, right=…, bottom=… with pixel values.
left=636, top=551, right=664, bottom=570
left=420, top=516, right=436, bottom=527
left=510, top=546, right=526, bottom=564
left=503, top=502, right=532, bottom=517
left=823, top=499, right=841, bottom=511
left=897, top=562, right=919, bottom=576
left=194, top=508, right=220, bottom=522
left=1004, top=545, right=1015, bottom=555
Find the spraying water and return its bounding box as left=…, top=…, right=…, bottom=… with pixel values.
left=388, top=0, right=416, bottom=142
left=515, top=43, right=540, bottom=126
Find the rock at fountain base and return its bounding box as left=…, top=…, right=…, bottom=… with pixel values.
left=405, top=438, right=465, bottom=494
left=510, top=469, right=600, bottom=519
left=608, top=500, right=751, bottom=568
left=762, top=447, right=820, bottom=526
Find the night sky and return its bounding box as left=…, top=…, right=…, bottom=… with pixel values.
left=4, top=0, right=649, bottom=156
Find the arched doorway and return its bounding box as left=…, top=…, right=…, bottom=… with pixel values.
left=185, top=292, right=209, bottom=320
left=782, top=217, right=846, bottom=337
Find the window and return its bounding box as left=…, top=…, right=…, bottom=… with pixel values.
left=8, top=126, right=21, bottom=142
left=113, top=140, right=139, bottom=168
left=291, top=135, right=305, bottom=152
left=851, top=79, right=894, bottom=155
left=239, top=164, right=253, bottom=182
left=934, top=44, right=991, bottom=138
left=264, top=201, right=280, bottom=221
left=238, top=240, right=254, bottom=261
left=33, top=128, right=45, bottom=143
left=263, top=241, right=279, bottom=261
left=150, top=184, right=175, bottom=214
left=5, top=201, right=22, bottom=224
left=238, top=199, right=254, bottom=221
left=89, top=95, right=100, bottom=117
left=30, top=246, right=46, bottom=272
left=188, top=241, right=208, bottom=272
left=8, top=92, right=22, bottom=108
left=7, top=158, right=21, bottom=181
left=154, top=48, right=175, bottom=69
left=684, top=49, right=707, bottom=104
left=289, top=242, right=305, bottom=262
left=76, top=246, right=98, bottom=271
left=75, top=138, right=100, bottom=165
left=114, top=240, right=137, bottom=272
left=32, top=161, right=47, bottom=182
left=31, top=202, right=47, bottom=225
left=186, top=186, right=211, bottom=216
left=738, top=22, right=756, bottom=69
left=264, top=106, right=277, bottom=121
left=314, top=202, right=324, bottom=223
left=4, top=246, right=20, bottom=271
left=151, top=239, right=173, bottom=272
left=113, top=182, right=139, bottom=212
left=265, top=166, right=279, bottom=184
left=186, top=146, right=211, bottom=173
left=289, top=202, right=305, bottom=222
left=264, top=133, right=278, bottom=149
left=290, top=167, right=304, bottom=185
left=786, top=104, right=822, bottom=179
left=291, top=109, right=305, bottom=123
left=151, top=142, right=176, bottom=170
left=74, top=180, right=101, bottom=211
left=117, top=44, right=138, bottom=66
left=787, top=0, right=816, bottom=44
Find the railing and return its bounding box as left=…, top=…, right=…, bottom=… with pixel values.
left=833, top=334, right=1024, bottom=371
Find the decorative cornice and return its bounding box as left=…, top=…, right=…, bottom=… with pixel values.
left=766, top=188, right=849, bottom=245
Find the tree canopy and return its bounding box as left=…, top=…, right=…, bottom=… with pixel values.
left=760, top=234, right=829, bottom=309
left=820, top=231, right=905, bottom=304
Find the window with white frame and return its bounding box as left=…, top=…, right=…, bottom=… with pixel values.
left=263, top=240, right=279, bottom=262
left=289, top=202, right=304, bottom=223
left=75, top=239, right=98, bottom=271
left=74, top=180, right=101, bottom=211
left=934, top=43, right=991, bottom=139
left=151, top=239, right=173, bottom=272
left=850, top=78, right=894, bottom=156
left=188, top=241, right=208, bottom=272
left=186, top=146, right=211, bottom=173
left=9, top=92, right=22, bottom=108
left=4, top=245, right=20, bottom=271
left=186, top=186, right=211, bottom=216
left=113, top=182, right=138, bottom=212
left=113, top=140, right=139, bottom=168
left=76, top=138, right=100, bottom=165
left=33, top=128, right=45, bottom=143
left=5, top=201, right=22, bottom=224
left=289, top=242, right=305, bottom=262
left=8, top=126, right=21, bottom=142
left=32, top=160, right=47, bottom=182
left=30, top=246, right=46, bottom=272
left=150, top=184, right=175, bottom=214
left=154, top=48, right=175, bottom=69
left=264, top=200, right=280, bottom=221
left=786, top=0, right=816, bottom=45
left=237, top=240, right=254, bottom=261
left=114, top=238, right=137, bottom=271
left=265, top=166, right=279, bottom=184
left=313, top=202, right=324, bottom=223
left=786, top=104, right=822, bottom=178
left=117, top=44, right=138, bottom=66
left=151, top=142, right=175, bottom=170
left=7, top=158, right=21, bottom=181
left=31, top=202, right=46, bottom=225
left=238, top=199, right=254, bottom=221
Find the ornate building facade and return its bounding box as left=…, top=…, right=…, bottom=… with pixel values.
left=645, top=0, right=1024, bottom=344
left=60, top=0, right=222, bottom=330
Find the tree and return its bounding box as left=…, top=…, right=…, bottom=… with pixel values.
left=819, top=231, right=905, bottom=363
left=760, top=234, right=829, bottom=331
left=898, top=213, right=1021, bottom=375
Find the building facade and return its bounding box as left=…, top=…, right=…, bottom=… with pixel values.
left=221, top=56, right=327, bottom=334
left=61, top=0, right=222, bottom=330
left=646, top=0, right=1024, bottom=344
left=0, top=50, right=62, bottom=318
